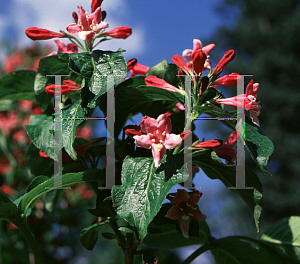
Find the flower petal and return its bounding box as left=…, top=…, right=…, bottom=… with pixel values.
left=140, top=116, right=159, bottom=134
left=156, top=113, right=172, bottom=134
left=172, top=189, right=189, bottom=205
left=165, top=205, right=180, bottom=219
left=177, top=216, right=191, bottom=238
left=133, top=134, right=152, bottom=149
left=77, top=5, right=89, bottom=31
left=151, top=143, right=166, bottom=167
left=164, top=134, right=182, bottom=149
left=66, top=23, right=82, bottom=35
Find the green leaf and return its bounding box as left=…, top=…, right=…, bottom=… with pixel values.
left=61, top=100, right=85, bottom=160
left=0, top=70, right=36, bottom=101
left=259, top=216, right=300, bottom=262
left=26, top=176, right=49, bottom=193
left=26, top=114, right=55, bottom=160
left=35, top=55, right=70, bottom=111
left=18, top=169, right=106, bottom=216
left=0, top=189, right=11, bottom=204
left=112, top=155, right=189, bottom=241
left=145, top=59, right=181, bottom=87
left=192, top=150, right=263, bottom=231
left=59, top=49, right=127, bottom=109
left=143, top=204, right=211, bottom=248
left=80, top=219, right=110, bottom=250
left=25, top=143, right=54, bottom=177
left=210, top=237, right=282, bottom=264
left=136, top=85, right=185, bottom=104
left=244, top=122, right=274, bottom=174
left=0, top=202, right=23, bottom=224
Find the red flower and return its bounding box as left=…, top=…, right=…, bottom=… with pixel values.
left=25, top=27, right=67, bottom=41
left=48, top=40, right=78, bottom=56
left=133, top=114, right=182, bottom=167
left=128, top=59, right=150, bottom=77
left=212, top=73, right=241, bottom=87
left=192, top=49, right=207, bottom=75
left=45, top=79, right=81, bottom=96
left=213, top=131, right=238, bottom=164
left=145, top=76, right=184, bottom=94
left=101, top=26, right=132, bottom=39
left=215, top=79, right=261, bottom=126
left=66, top=5, right=108, bottom=41
left=127, top=58, right=137, bottom=72
left=0, top=184, right=16, bottom=196
left=193, top=139, right=223, bottom=150
left=213, top=49, right=235, bottom=76
left=91, top=0, right=103, bottom=12
left=125, top=125, right=142, bottom=138
left=165, top=190, right=206, bottom=238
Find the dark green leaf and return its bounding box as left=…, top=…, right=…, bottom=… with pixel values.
left=26, top=143, right=54, bottom=177
left=112, top=155, right=189, bottom=241
left=61, top=99, right=85, bottom=160
left=35, top=56, right=70, bottom=111
left=80, top=219, right=110, bottom=250
left=145, top=60, right=181, bottom=87
left=26, top=114, right=56, bottom=160
left=18, top=169, right=106, bottom=216
left=0, top=202, right=23, bottom=224
left=60, top=49, right=127, bottom=109
left=244, top=121, right=274, bottom=174
left=192, top=150, right=263, bottom=231
left=143, top=204, right=210, bottom=248
left=210, top=237, right=281, bottom=264
left=0, top=70, right=36, bottom=101
left=259, top=216, right=300, bottom=263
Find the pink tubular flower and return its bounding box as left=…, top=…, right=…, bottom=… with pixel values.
left=133, top=113, right=182, bottom=167
left=48, top=40, right=78, bottom=56
left=45, top=80, right=81, bottom=96
left=101, top=26, right=132, bottom=39
left=128, top=60, right=150, bottom=77
left=165, top=190, right=206, bottom=238
left=212, top=73, right=241, bottom=87
left=215, top=79, right=261, bottom=126
left=182, top=39, right=215, bottom=63
left=66, top=5, right=108, bottom=41
left=213, top=131, right=238, bottom=164
left=25, top=27, right=67, bottom=40
left=145, top=76, right=184, bottom=94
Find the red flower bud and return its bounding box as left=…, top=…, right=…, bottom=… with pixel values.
left=194, top=139, right=223, bottom=150
left=91, top=0, right=103, bottom=12
left=125, top=125, right=142, bottom=138
left=72, top=12, right=78, bottom=23
left=214, top=49, right=235, bottom=76
left=45, top=80, right=81, bottom=96
left=25, top=27, right=67, bottom=40
left=192, top=49, right=207, bottom=75
left=102, top=26, right=132, bottom=39
left=127, top=58, right=137, bottom=72
left=213, top=73, right=240, bottom=86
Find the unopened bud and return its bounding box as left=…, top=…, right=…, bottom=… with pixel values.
left=72, top=12, right=78, bottom=23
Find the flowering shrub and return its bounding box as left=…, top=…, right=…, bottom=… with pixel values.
left=0, top=1, right=299, bottom=264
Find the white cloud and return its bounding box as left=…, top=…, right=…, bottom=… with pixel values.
left=0, top=0, right=146, bottom=59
